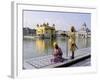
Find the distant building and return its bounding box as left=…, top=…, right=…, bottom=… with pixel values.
left=56, top=30, right=67, bottom=37
left=77, top=23, right=91, bottom=38
left=36, top=23, right=56, bottom=39
left=23, top=27, right=29, bottom=35
left=23, top=27, right=36, bottom=36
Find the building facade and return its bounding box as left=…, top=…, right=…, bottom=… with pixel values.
left=36, top=23, right=56, bottom=39
left=77, top=23, right=91, bottom=38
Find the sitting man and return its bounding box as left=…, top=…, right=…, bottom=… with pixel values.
left=51, top=42, right=64, bottom=63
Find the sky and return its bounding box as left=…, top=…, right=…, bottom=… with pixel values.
left=23, top=10, right=91, bottom=31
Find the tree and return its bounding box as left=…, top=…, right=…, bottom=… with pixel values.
left=37, top=24, right=39, bottom=27
left=43, top=23, right=46, bottom=26
left=47, top=22, right=49, bottom=26
left=82, top=22, right=87, bottom=28
left=52, top=24, right=55, bottom=27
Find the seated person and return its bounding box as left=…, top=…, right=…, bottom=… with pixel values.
left=51, top=42, right=64, bottom=63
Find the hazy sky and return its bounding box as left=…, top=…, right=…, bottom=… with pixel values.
left=23, top=10, right=91, bottom=31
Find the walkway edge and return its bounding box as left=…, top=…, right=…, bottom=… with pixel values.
left=56, top=54, right=91, bottom=67
left=44, top=53, right=91, bottom=68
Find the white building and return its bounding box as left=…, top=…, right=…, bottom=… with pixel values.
left=77, top=23, right=91, bottom=38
